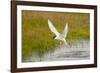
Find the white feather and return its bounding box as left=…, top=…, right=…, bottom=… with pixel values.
left=63, top=39, right=69, bottom=47
left=48, top=19, right=69, bottom=47
left=48, top=19, right=59, bottom=36
left=62, top=23, right=68, bottom=38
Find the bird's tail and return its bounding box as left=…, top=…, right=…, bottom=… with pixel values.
left=63, top=39, right=69, bottom=47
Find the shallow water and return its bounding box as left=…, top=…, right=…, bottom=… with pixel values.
left=23, top=40, right=90, bottom=62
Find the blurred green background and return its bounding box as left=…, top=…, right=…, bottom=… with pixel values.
left=22, top=10, right=90, bottom=61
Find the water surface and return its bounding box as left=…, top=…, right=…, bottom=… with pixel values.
left=23, top=40, right=90, bottom=62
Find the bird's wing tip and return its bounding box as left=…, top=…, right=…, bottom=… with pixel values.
left=48, top=19, right=50, bottom=22
left=66, top=23, right=68, bottom=26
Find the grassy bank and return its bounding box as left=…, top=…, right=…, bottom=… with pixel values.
left=22, top=10, right=90, bottom=61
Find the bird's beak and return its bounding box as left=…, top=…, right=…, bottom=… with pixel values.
left=53, top=35, right=56, bottom=39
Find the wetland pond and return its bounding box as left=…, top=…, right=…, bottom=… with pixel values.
left=23, top=40, right=90, bottom=62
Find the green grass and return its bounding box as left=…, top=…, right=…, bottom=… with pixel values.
left=22, top=10, right=90, bottom=61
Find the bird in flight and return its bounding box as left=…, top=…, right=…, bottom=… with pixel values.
left=48, top=19, right=69, bottom=47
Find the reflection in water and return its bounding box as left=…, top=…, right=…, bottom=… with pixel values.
left=24, top=40, right=90, bottom=62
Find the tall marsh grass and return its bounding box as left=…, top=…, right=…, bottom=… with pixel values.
left=22, top=10, right=90, bottom=61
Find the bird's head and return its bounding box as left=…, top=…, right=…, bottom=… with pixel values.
left=53, top=35, right=56, bottom=39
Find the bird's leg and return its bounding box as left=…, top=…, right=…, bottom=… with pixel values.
left=60, top=41, right=62, bottom=45
left=59, top=41, right=62, bottom=48
left=59, top=41, right=64, bottom=48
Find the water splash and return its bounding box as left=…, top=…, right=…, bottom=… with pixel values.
left=24, top=40, right=90, bottom=62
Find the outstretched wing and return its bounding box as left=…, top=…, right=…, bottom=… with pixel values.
left=62, top=23, right=68, bottom=38
left=48, top=19, right=59, bottom=36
